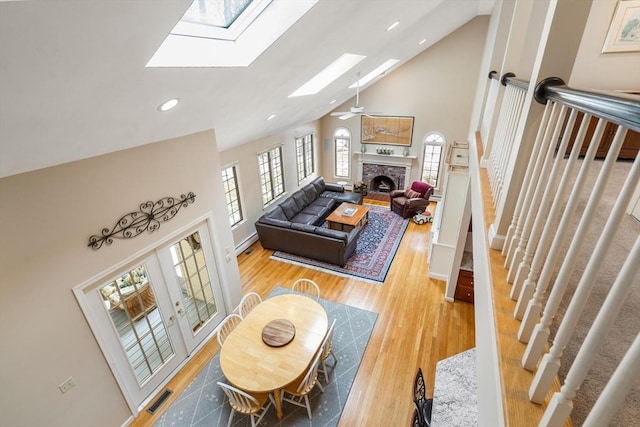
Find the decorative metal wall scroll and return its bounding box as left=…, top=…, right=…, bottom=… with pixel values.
left=88, top=192, right=196, bottom=250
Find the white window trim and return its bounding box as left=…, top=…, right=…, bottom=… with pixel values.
left=257, top=143, right=286, bottom=208
left=221, top=161, right=246, bottom=229
left=333, top=127, right=351, bottom=180
left=421, top=132, right=446, bottom=194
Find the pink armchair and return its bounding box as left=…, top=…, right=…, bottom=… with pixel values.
left=390, top=181, right=433, bottom=218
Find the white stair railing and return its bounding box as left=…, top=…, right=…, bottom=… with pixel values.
left=507, top=104, right=567, bottom=290
left=502, top=100, right=551, bottom=260
left=481, top=75, right=640, bottom=425
left=528, top=144, right=637, bottom=403
left=522, top=123, right=627, bottom=372
left=510, top=107, right=577, bottom=312
left=487, top=76, right=528, bottom=210
left=539, top=235, right=640, bottom=426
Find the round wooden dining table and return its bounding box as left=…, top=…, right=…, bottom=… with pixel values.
left=219, top=294, right=328, bottom=419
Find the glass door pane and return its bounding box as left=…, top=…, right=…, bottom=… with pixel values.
left=169, top=231, right=218, bottom=334
left=98, top=264, right=174, bottom=386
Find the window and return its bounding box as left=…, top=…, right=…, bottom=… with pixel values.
left=296, top=133, right=314, bottom=184
left=334, top=128, right=351, bottom=178
left=221, top=165, right=243, bottom=227
left=258, top=146, right=284, bottom=206
left=421, top=133, right=445, bottom=188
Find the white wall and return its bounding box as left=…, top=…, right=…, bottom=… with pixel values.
left=570, top=0, right=640, bottom=90
left=320, top=16, right=491, bottom=190
left=219, top=120, right=322, bottom=251
left=0, top=130, right=242, bottom=427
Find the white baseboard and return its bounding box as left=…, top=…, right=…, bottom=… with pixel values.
left=236, top=233, right=258, bottom=255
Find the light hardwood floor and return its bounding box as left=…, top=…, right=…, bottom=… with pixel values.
left=131, top=199, right=476, bottom=426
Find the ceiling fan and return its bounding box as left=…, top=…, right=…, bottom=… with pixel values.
left=331, top=73, right=380, bottom=120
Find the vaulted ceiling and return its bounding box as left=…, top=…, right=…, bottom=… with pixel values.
left=0, top=0, right=493, bottom=178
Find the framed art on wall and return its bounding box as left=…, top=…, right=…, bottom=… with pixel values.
left=602, top=0, right=640, bottom=53
left=361, top=115, right=414, bottom=146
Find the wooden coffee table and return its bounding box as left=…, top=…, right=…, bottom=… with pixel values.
left=326, top=202, right=369, bottom=232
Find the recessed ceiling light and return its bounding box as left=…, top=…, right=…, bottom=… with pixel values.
left=349, top=59, right=400, bottom=88
left=329, top=99, right=337, bottom=104
left=158, top=98, right=179, bottom=112
left=386, top=21, right=399, bottom=31
left=419, top=38, right=427, bottom=45
left=289, top=53, right=366, bottom=97
left=266, top=114, right=276, bottom=121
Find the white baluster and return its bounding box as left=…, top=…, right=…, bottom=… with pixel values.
left=582, top=331, right=640, bottom=427
left=513, top=110, right=586, bottom=321
left=495, top=87, right=525, bottom=206
left=518, top=116, right=603, bottom=345
left=509, top=105, right=568, bottom=297
left=490, top=87, right=515, bottom=198
left=522, top=123, right=626, bottom=371
left=505, top=102, right=560, bottom=277
left=522, top=119, right=620, bottom=371
left=502, top=102, right=553, bottom=258
left=539, top=235, right=640, bottom=425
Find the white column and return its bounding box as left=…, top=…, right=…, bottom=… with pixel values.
left=522, top=123, right=626, bottom=371
left=508, top=105, right=568, bottom=294
left=518, top=116, right=603, bottom=345
left=505, top=102, right=560, bottom=275
left=582, top=331, right=640, bottom=427
left=539, top=235, right=640, bottom=425
left=502, top=102, right=552, bottom=258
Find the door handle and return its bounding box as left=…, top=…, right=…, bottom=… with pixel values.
left=177, top=308, right=185, bottom=316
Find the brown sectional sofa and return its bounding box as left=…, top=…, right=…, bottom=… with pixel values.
left=255, top=177, right=363, bottom=266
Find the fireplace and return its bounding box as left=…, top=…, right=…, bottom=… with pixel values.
left=356, top=152, right=415, bottom=194
left=371, top=175, right=397, bottom=192
left=361, top=163, right=408, bottom=193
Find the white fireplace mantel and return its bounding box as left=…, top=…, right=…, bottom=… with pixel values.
left=355, top=152, right=416, bottom=183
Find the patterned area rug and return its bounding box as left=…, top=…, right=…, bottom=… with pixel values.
left=153, top=287, right=378, bottom=427
left=270, top=204, right=409, bottom=284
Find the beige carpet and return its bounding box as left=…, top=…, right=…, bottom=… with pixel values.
left=546, top=158, right=639, bottom=426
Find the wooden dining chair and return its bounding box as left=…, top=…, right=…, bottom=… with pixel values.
left=281, top=349, right=325, bottom=420
left=216, top=313, right=242, bottom=347
left=318, top=318, right=337, bottom=383
left=217, top=381, right=274, bottom=427
left=292, top=278, right=320, bottom=300
left=238, top=292, right=262, bottom=319
left=413, top=367, right=433, bottom=426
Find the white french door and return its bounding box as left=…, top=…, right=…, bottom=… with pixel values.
left=75, top=221, right=227, bottom=413
left=157, top=224, right=226, bottom=353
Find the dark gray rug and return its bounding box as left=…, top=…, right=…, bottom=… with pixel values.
left=153, top=287, right=378, bottom=426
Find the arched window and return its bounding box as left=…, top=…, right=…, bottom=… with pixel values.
left=334, top=128, right=351, bottom=178
left=421, top=132, right=445, bottom=188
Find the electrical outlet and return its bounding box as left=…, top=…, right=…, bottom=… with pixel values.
left=59, top=376, right=76, bottom=394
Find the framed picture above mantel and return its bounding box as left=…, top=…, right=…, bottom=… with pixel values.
left=361, top=115, right=414, bottom=146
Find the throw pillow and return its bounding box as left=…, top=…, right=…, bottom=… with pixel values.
left=406, top=188, right=421, bottom=199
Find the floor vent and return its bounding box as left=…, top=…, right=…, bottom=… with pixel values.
left=147, top=389, right=173, bottom=415
left=245, top=249, right=253, bottom=255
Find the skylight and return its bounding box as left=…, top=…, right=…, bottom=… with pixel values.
left=181, top=0, right=254, bottom=28
left=171, top=0, right=271, bottom=41
left=349, top=59, right=400, bottom=88
left=147, top=0, right=319, bottom=67
left=289, top=54, right=366, bottom=97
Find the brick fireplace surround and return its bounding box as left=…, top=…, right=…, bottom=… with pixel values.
left=355, top=152, right=416, bottom=193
